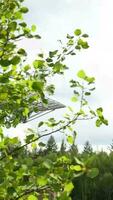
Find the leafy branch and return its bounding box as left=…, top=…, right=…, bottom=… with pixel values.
left=0, top=113, right=80, bottom=160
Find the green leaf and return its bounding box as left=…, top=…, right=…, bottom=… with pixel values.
left=74, top=29, right=82, bottom=36
left=23, top=27, right=31, bottom=34
left=90, top=87, right=95, bottom=91
left=43, top=159, right=53, bottom=169
left=31, top=25, right=37, bottom=32
left=9, top=22, right=17, bottom=31
left=68, top=39, right=74, bottom=45
left=24, top=65, right=30, bottom=71
left=34, top=34, right=41, bottom=39
left=31, top=142, right=37, bottom=149
left=96, top=119, right=102, bottom=127
left=23, top=107, right=29, bottom=117
left=15, top=11, right=22, bottom=19
left=19, top=22, right=27, bottom=27
left=75, top=45, right=81, bottom=50
left=64, top=182, right=74, bottom=193
left=90, top=110, right=96, bottom=116
left=85, top=76, right=95, bottom=83
left=74, top=157, right=84, bottom=166
left=68, top=106, right=73, bottom=112
left=87, top=168, right=99, bottom=179
left=77, top=39, right=89, bottom=49
left=11, top=56, right=21, bottom=65
left=59, top=192, right=71, bottom=200
left=38, top=121, right=44, bottom=127
left=7, top=187, right=16, bottom=195
left=32, top=81, right=44, bottom=91
left=43, top=198, right=49, bottom=200
left=85, top=92, right=91, bottom=96
left=82, top=41, right=89, bottom=49
left=49, top=50, right=58, bottom=58
left=10, top=137, right=19, bottom=144
left=96, top=107, right=103, bottom=117
left=38, top=142, right=46, bottom=147
left=77, top=70, right=86, bottom=79
left=102, top=119, right=108, bottom=126
left=58, top=156, right=70, bottom=163
left=46, top=58, right=53, bottom=62
left=25, top=134, right=34, bottom=143
left=71, top=96, right=78, bottom=102
left=82, top=34, right=89, bottom=38
left=33, top=60, right=44, bottom=68
left=67, top=135, right=74, bottom=144
left=20, top=7, right=29, bottom=13
left=46, top=85, right=55, bottom=95
left=0, top=59, right=11, bottom=67
left=18, top=48, right=27, bottom=56
left=70, top=165, right=82, bottom=171
left=37, top=176, right=47, bottom=186
left=0, top=93, right=8, bottom=100
left=28, top=195, right=37, bottom=200
left=67, top=34, right=74, bottom=39
left=53, top=62, right=66, bottom=73
left=38, top=53, right=44, bottom=58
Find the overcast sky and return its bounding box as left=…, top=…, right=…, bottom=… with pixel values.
left=6, top=0, right=113, bottom=151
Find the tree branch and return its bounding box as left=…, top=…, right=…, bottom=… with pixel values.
left=9, top=34, right=25, bottom=41
left=77, top=116, right=95, bottom=120
left=15, top=186, right=50, bottom=200
left=0, top=110, right=96, bottom=161
left=0, top=114, right=80, bottom=160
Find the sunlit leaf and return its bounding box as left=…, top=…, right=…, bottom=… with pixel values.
left=71, top=96, right=78, bottom=102
left=77, top=70, right=86, bottom=79
left=28, top=195, right=37, bottom=200
left=31, top=25, right=37, bottom=32
left=37, top=176, right=48, bottom=186
left=74, top=29, right=82, bottom=36
left=87, top=168, right=99, bottom=179
left=70, top=165, right=82, bottom=171
left=64, top=182, right=74, bottom=193
left=67, top=135, right=74, bottom=144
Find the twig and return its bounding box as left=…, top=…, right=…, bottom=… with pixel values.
left=15, top=186, right=50, bottom=200
left=0, top=114, right=80, bottom=160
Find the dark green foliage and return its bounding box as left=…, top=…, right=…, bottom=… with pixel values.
left=46, top=135, right=57, bottom=153
left=83, top=141, right=93, bottom=156
left=60, top=139, right=66, bottom=153
left=71, top=148, right=113, bottom=200
left=109, top=139, right=113, bottom=152
left=69, top=143, right=78, bottom=156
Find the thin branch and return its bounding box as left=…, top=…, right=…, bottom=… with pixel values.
left=80, top=82, right=84, bottom=109
left=0, top=114, right=80, bottom=161
left=15, top=186, right=49, bottom=200
left=15, top=188, right=37, bottom=200
left=77, top=116, right=96, bottom=120
left=9, top=34, right=25, bottom=41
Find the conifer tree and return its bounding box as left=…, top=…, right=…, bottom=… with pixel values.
left=83, top=141, right=93, bottom=155
left=46, top=135, right=57, bottom=153
left=60, top=139, right=66, bottom=153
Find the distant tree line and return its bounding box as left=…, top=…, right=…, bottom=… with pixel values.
left=1, top=132, right=113, bottom=199
left=2, top=134, right=112, bottom=200
left=36, top=136, right=113, bottom=200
